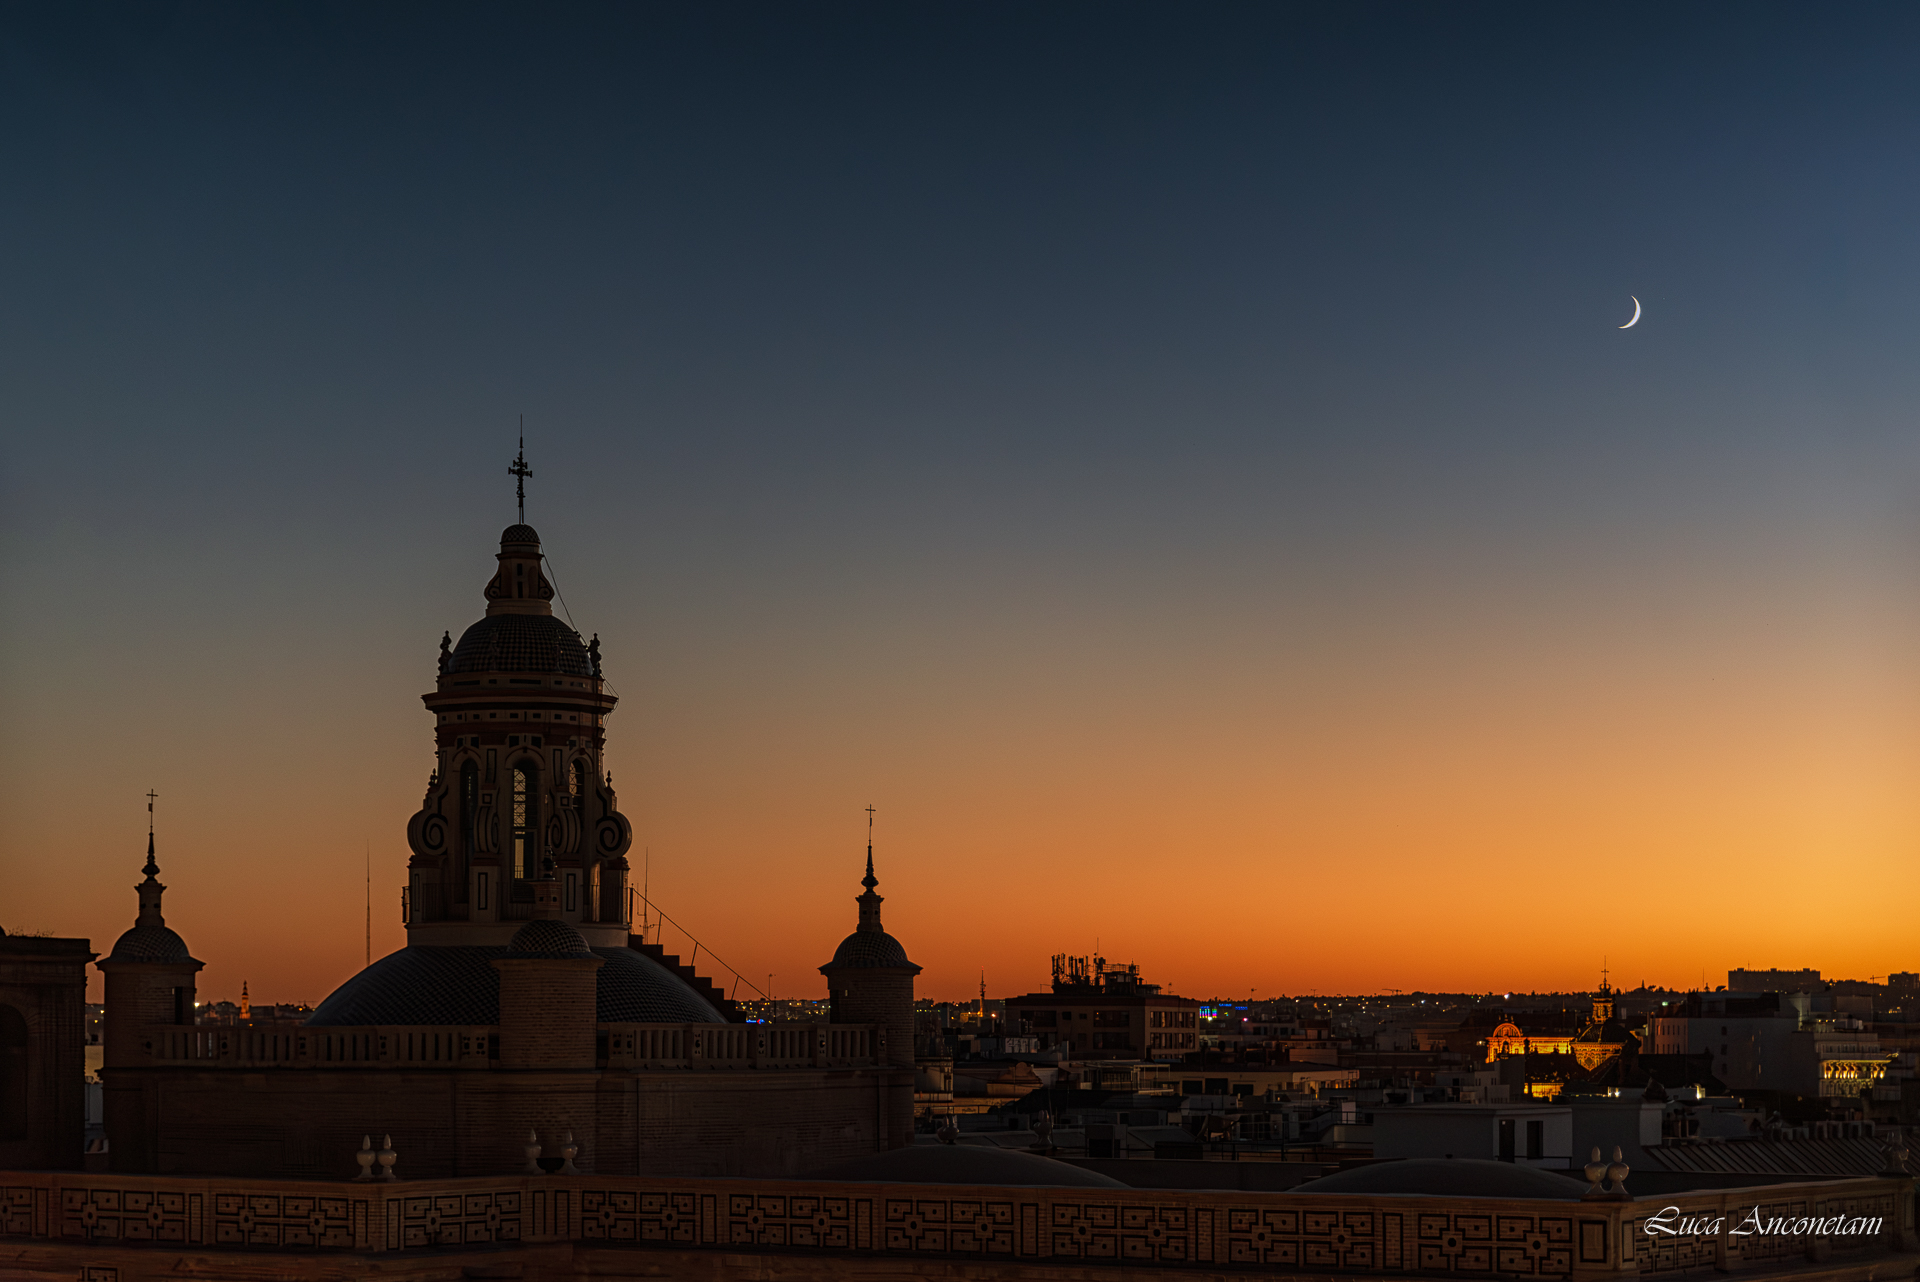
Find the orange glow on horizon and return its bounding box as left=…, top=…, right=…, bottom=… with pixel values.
left=11, top=517, right=1920, bottom=1010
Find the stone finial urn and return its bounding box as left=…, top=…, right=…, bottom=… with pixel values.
left=376, top=1136, right=397, bottom=1181
left=1582, top=1147, right=1607, bottom=1196
left=1605, top=1146, right=1630, bottom=1196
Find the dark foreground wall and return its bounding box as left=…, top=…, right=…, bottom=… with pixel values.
left=0, top=1168, right=1911, bottom=1282
left=0, top=935, right=92, bottom=1171
left=104, top=1066, right=911, bottom=1179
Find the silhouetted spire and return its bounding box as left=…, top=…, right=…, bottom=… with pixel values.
left=137, top=790, right=167, bottom=926
left=143, top=788, right=159, bottom=877
left=856, top=806, right=884, bottom=931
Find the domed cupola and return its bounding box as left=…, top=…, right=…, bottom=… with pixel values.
left=405, top=500, right=633, bottom=950
left=106, top=846, right=196, bottom=966
left=819, top=815, right=919, bottom=1080
left=103, top=814, right=200, bottom=970
left=444, top=526, right=594, bottom=677
left=99, top=802, right=206, bottom=1160
left=825, top=849, right=917, bottom=970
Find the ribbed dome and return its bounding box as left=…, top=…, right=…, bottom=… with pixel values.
left=505, top=918, right=594, bottom=958
left=106, top=923, right=196, bottom=965
left=827, top=929, right=915, bottom=969
left=500, top=524, right=541, bottom=546
left=306, top=945, right=726, bottom=1026
left=448, top=614, right=591, bottom=675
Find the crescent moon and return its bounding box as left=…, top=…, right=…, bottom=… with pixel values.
left=1619, top=296, right=1641, bottom=329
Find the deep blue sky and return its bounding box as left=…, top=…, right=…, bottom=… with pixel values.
left=6, top=4, right=1920, bottom=999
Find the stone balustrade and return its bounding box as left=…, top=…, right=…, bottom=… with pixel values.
left=600, top=1022, right=876, bottom=1069
left=139, top=1025, right=495, bottom=1069
left=0, top=1168, right=1910, bottom=1280
left=133, top=1021, right=880, bottom=1072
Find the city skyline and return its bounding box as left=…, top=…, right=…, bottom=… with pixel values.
left=6, top=5, right=1920, bottom=1005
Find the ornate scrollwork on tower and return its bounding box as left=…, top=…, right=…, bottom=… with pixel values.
left=408, top=780, right=452, bottom=858
left=484, top=565, right=557, bottom=603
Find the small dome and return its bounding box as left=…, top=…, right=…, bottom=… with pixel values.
left=1576, top=1018, right=1636, bottom=1045
left=448, top=613, right=592, bottom=676
left=107, top=923, right=196, bottom=965
left=500, top=524, right=541, bottom=546
left=814, top=1143, right=1128, bottom=1188
left=505, top=918, right=594, bottom=958
left=827, top=929, right=916, bottom=969
left=1294, top=1159, right=1585, bottom=1199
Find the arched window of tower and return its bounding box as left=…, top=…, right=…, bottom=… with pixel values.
left=510, top=764, right=540, bottom=882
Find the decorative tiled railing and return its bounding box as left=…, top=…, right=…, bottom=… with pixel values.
left=0, top=1171, right=1909, bottom=1277
left=133, top=1022, right=880, bottom=1071
left=140, top=1025, right=494, bottom=1068
left=599, top=1022, right=877, bottom=1069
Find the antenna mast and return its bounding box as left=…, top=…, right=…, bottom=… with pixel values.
left=365, top=839, right=371, bottom=968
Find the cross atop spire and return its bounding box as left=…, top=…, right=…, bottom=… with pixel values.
left=508, top=424, right=533, bottom=523
left=144, top=790, right=159, bottom=878
left=863, top=805, right=878, bottom=890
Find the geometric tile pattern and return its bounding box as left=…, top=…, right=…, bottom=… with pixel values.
left=1217, top=1207, right=1574, bottom=1276
left=395, top=1190, right=521, bottom=1248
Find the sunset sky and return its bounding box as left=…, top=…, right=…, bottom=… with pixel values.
left=5, top=4, right=1920, bottom=1005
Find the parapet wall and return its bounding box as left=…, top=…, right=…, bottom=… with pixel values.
left=101, top=1021, right=900, bottom=1180
left=0, top=1168, right=1911, bottom=1282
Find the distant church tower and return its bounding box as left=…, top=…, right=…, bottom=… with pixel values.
left=819, top=824, right=919, bottom=1148
left=1591, top=979, right=1615, bottom=1025
left=403, top=522, right=635, bottom=946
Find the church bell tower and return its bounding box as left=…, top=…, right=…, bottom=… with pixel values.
left=404, top=456, right=635, bottom=946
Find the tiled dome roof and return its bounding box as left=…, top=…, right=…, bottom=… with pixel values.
left=500, top=524, right=541, bottom=545
left=827, top=929, right=916, bottom=969
left=305, top=945, right=726, bottom=1026
left=106, top=923, right=196, bottom=964
left=448, top=614, right=592, bottom=675
left=505, top=918, right=594, bottom=958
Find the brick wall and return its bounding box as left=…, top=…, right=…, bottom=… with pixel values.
left=495, top=958, right=602, bottom=1069
left=0, top=937, right=92, bottom=1170
left=100, top=1063, right=913, bottom=1180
